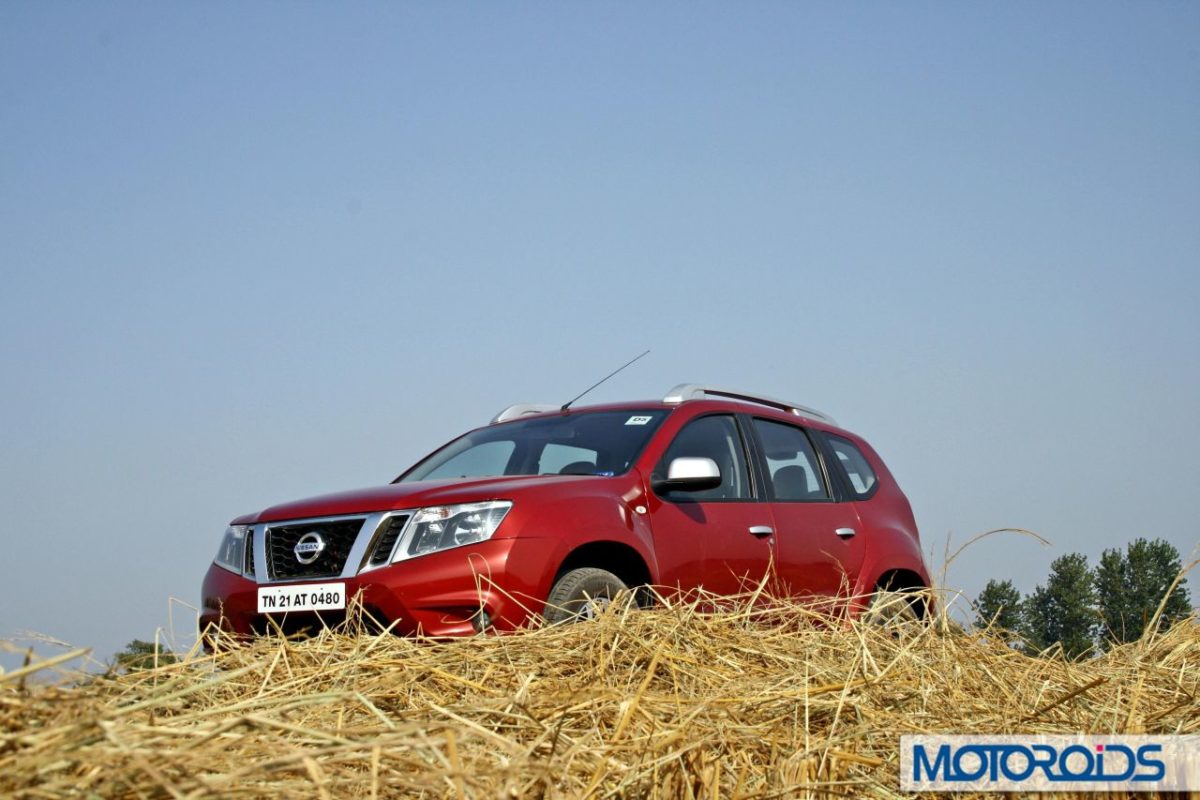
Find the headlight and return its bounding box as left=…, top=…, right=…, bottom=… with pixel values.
left=404, top=501, right=512, bottom=558
left=214, top=525, right=249, bottom=574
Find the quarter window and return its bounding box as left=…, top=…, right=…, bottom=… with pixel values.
left=655, top=415, right=751, bottom=501
left=752, top=418, right=829, bottom=501
left=826, top=435, right=877, bottom=497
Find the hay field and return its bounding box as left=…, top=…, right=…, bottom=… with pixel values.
left=2, top=594, right=1197, bottom=799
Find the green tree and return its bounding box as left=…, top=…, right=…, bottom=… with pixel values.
left=975, top=579, right=1024, bottom=634
left=1022, top=553, right=1098, bottom=659
left=112, top=639, right=177, bottom=672
left=1094, top=538, right=1191, bottom=647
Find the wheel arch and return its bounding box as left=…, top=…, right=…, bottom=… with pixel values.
left=874, top=567, right=928, bottom=593
left=854, top=525, right=930, bottom=600
left=553, top=540, right=653, bottom=591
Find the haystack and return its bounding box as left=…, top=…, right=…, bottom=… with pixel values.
left=2, top=592, right=1196, bottom=798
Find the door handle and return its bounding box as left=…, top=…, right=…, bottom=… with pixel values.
left=748, top=525, right=774, bottom=538
left=835, top=527, right=856, bottom=539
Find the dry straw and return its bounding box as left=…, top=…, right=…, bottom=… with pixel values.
left=2, top=589, right=1196, bottom=799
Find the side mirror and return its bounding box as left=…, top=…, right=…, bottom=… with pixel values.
left=653, top=457, right=722, bottom=493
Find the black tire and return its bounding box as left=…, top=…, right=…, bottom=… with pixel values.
left=863, top=587, right=925, bottom=629
left=544, top=567, right=628, bottom=624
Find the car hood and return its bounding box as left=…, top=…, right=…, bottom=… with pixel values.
left=240, top=474, right=616, bottom=524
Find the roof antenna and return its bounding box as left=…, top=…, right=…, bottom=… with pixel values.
left=561, top=350, right=650, bottom=412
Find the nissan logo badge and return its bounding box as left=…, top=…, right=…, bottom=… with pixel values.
left=293, top=532, right=326, bottom=564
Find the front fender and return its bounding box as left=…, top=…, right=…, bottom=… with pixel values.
left=499, top=476, right=659, bottom=602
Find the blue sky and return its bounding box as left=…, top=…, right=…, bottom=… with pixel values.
left=2, top=3, right=1197, bottom=664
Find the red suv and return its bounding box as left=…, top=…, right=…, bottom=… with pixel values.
left=200, top=385, right=929, bottom=638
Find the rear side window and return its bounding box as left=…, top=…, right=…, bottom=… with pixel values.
left=752, top=418, right=829, bottom=501
left=825, top=435, right=878, bottom=497
left=655, top=415, right=751, bottom=501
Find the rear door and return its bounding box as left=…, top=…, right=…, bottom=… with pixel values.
left=646, top=414, right=775, bottom=596
left=748, top=417, right=865, bottom=598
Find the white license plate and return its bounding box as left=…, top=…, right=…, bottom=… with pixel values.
left=257, top=582, right=346, bottom=614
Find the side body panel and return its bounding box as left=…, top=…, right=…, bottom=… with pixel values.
left=644, top=496, right=775, bottom=595
left=768, top=500, right=865, bottom=597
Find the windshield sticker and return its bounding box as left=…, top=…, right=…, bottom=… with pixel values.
left=625, top=415, right=653, bottom=426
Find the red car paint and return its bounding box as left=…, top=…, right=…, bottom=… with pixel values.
left=200, top=396, right=928, bottom=639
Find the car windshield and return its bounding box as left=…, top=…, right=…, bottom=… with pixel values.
left=397, top=409, right=670, bottom=482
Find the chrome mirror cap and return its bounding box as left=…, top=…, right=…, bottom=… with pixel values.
left=667, top=457, right=720, bottom=482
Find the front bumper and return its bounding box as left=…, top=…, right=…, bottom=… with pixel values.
left=200, top=536, right=547, bottom=640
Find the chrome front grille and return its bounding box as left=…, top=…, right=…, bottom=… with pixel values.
left=265, top=518, right=366, bottom=580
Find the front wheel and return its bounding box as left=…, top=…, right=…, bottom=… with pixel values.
left=544, top=568, right=628, bottom=624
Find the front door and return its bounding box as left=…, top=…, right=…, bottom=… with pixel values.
left=645, top=414, right=774, bottom=596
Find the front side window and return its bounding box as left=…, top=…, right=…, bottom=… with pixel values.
left=825, top=435, right=878, bottom=497
left=417, top=441, right=515, bottom=481
left=399, top=410, right=668, bottom=482
left=537, top=443, right=600, bottom=475
left=752, top=418, right=829, bottom=501
left=654, top=414, right=751, bottom=501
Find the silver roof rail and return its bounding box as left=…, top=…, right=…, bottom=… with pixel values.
left=491, top=403, right=560, bottom=424
left=662, top=383, right=837, bottom=425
